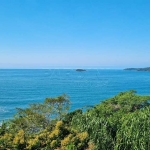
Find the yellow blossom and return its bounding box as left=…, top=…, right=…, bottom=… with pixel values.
left=49, top=129, right=59, bottom=138
left=77, top=132, right=88, bottom=141
left=50, top=140, right=57, bottom=147
left=86, top=142, right=95, bottom=150
left=61, top=134, right=73, bottom=146
left=56, top=121, right=63, bottom=128
left=1, top=133, right=12, bottom=141
left=27, top=138, right=39, bottom=149
left=13, top=130, right=25, bottom=144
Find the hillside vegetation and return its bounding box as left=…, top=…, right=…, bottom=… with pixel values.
left=0, top=91, right=150, bottom=150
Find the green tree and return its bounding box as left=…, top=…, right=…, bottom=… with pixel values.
left=1, top=91, right=150, bottom=150
left=72, top=90, right=150, bottom=150
left=10, top=94, right=70, bottom=134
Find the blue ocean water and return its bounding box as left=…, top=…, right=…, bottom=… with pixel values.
left=0, top=69, right=150, bottom=123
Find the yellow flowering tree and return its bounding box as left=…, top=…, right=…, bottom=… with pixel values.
left=13, top=129, right=26, bottom=149
left=0, top=133, right=13, bottom=149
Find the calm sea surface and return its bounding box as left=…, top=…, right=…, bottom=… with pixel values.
left=0, top=69, right=150, bottom=122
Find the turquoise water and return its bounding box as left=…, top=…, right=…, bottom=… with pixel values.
left=0, top=69, right=150, bottom=122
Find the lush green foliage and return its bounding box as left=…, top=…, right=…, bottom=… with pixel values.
left=0, top=90, right=150, bottom=150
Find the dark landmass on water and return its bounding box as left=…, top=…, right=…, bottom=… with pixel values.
left=76, top=69, right=86, bottom=72
left=124, top=67, right=150, bottom=71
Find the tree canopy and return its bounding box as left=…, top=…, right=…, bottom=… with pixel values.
left=0, top=91, right=150, bottom=150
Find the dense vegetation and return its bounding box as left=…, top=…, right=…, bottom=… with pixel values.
left=0, top=90, right=150, bottom=150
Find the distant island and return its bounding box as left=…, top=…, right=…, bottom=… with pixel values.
left=76, top=69, right=86, bottom=72
left=124, top=67, right=150, bottom=71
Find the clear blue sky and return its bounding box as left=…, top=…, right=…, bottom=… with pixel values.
left=0, top=0, right=150, bottom=68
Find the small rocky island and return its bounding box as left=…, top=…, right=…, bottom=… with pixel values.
left=124, top=67, right=150, bottom=71
left=76, top=69, right=86, bottom=72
